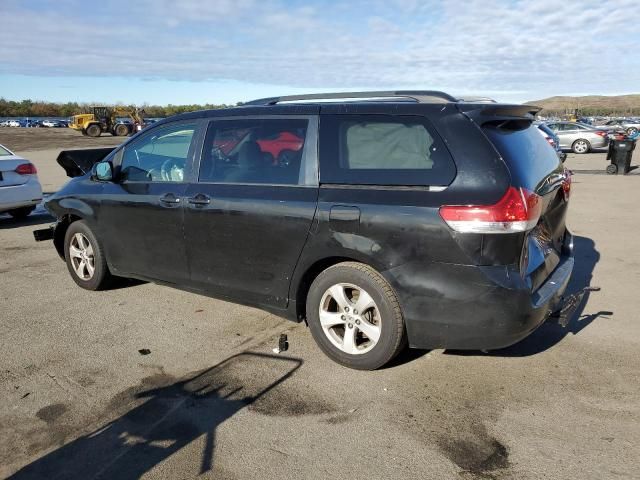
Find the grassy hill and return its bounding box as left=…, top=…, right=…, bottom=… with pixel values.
left=526, top=94, right=640, bottom=115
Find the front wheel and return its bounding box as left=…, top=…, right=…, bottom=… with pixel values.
left=64, top=220, right=112, bottom=290
left=572, top=139, right=590, bottom=154
left=306, top=262, right=406, bottom=370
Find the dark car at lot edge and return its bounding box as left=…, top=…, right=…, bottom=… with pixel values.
left=36, top=91, right=575, bottom=370
left=535, top=122, right=567, bottom=162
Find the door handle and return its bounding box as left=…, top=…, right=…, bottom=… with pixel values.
left=187, top=194, right=211, bottom=205
left=159, top=193, right=181, bottom=204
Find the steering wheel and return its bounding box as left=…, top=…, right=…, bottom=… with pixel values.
left=160, top=158, right=184, bottom=182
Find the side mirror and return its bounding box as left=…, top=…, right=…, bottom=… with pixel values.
left=92, top=161, right=113, bottom=181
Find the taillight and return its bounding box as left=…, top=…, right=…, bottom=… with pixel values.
left=546, top=137, right=556, bottom=147
left=594, top=131, right=607, bottom=137
left=562, top=168, right=572, bottom=200
left=439, top=187, right=542, bottom=234
left=15, top=163, right=37, bottom=175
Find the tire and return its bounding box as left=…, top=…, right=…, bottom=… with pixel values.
left=8, top=206, right=35, bottom=219
left=114, top=124, right=129, bottom=136
left=627, top=127, right=638, bottom=136
left=606, top=164, right=618, bottom=175
left=81, top=129, right=88, bottom=136
left=85, top=124, right=102, bottom=138
left=306, top=262, right=406, bottom=370
left=572, top=139, right=590, bottom=154
left=64, top=220, right=112, bottom=290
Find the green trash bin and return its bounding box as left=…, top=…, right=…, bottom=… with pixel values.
left=606, top=139, right=636, bottom=175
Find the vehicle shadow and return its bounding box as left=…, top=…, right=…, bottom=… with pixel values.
left=0, top=211, right=54, bottom=230
left=8, top=352, right=302, bottom=480
left=446, top=235, right=604, bottom=358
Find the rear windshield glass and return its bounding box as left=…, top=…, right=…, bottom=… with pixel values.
left=483, top=123, right=562, bottom=190
left=0, top=145, right=11, bottom=156
left=320, top=114, right=456, bottom=186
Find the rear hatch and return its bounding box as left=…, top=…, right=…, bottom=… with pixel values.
left=482, top=119, right=570, bottom=291
left=56, top=147, right=115, bottom=177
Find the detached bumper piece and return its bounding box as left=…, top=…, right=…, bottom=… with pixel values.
left=550, top=286, right=600, bottom=327
left=33, top=225, right=55, bottom=242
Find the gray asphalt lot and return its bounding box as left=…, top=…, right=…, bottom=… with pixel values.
left=1, top=130, right=639, bottom=479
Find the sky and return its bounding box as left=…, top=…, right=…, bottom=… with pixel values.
left=1, top=0, right=639, bottom=105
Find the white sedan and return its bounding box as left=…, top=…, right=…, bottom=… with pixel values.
left=0, top=144, right=43, bottom=218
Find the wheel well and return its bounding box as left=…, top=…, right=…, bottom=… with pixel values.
left=53, top=214, right=82, bottom=259
left=295, top=256, right=360, bottom=322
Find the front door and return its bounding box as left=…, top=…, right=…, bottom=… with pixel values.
left=183, top=116, right=319, bottom=308
left=98, top=120, right=201, bottom=283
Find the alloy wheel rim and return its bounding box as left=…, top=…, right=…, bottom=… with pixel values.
left=69, top=233, right=95, bottom=280
left=319, top=283, right=381, bottom=355
left=575, top=141, right=588, bottom=153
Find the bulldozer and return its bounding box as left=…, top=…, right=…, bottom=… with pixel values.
left=68, top=107, right=146, bottom=137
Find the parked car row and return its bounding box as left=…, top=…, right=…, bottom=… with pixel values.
left=0, top=119, right=69, bottom=128
left=594, top=119, right=640, bottom=136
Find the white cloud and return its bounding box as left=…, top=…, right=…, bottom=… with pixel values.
left=0, top=0, right=639, bottom=100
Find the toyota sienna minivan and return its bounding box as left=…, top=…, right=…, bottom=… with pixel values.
left=35, top=91, right=575, bottom=369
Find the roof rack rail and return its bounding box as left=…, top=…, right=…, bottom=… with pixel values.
left=242, top=90, right=458, bottom=106
left=456, top=96, right=497, bottom=103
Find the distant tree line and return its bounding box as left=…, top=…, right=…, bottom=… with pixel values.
left=3, top=98, right=638, bottom=119
left=0, top=98, right=231, bottom=118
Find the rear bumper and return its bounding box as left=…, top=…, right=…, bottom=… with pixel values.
left=591, top=136, right=609, bottom=149
left=0, top=178, right=43, bottom=213
left=384, top=237, right=575, bottom=350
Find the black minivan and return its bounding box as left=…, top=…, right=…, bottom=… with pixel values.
left=37, top=91, right=575, bottom=369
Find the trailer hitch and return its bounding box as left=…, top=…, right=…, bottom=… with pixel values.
left=550, top=286, right=601, bottom=327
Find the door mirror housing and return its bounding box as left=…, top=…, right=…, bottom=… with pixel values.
left=92, top=161, right=113, bottom=181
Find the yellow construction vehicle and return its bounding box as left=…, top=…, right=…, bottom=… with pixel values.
left=68, top=107, right=146, bottom=137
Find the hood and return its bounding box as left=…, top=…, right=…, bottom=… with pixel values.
left=56, top=148, right=116, bottom=177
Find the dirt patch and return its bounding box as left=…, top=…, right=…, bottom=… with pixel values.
left=35, top=403, right=68, bottom=424
left=0, top=127, right=124, bottom=152
left=437, top=423, right=510, bottom=479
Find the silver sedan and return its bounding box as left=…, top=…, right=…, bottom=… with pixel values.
left=595, top=119, right=640, bottom=137
left=545, top=122, right=609, bottom=154
left=0, top=144, right=43, bottom=218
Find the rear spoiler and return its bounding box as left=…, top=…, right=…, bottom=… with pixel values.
left=457, top=103, right=541, bottom=129
left=56, top=147, right=116, bottom=178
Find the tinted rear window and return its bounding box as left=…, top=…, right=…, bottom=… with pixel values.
left=483, top=123, right=562, bottom=190
left=320, top=114, right=455, bottom=186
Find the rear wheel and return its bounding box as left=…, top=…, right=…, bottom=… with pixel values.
left=85, top=124, right=102, bottom=137
left=64, top=220, right=112, bottom=290
left=572, top=139, right=590, bottom=154
left=306, top=262, right=406, bottom=370
left=606, top=164, right=618, bottom=174
left=114, top=123, right=129, bottom=136
left=8, top=206, right=35, bottom=219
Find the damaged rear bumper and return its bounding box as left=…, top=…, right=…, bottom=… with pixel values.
left=384, top=241, right=576, bottom=351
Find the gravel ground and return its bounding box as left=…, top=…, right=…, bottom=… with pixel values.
left=0, top=127, right=123, bottom=152
left=0, top=129, right=639, bottom=479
